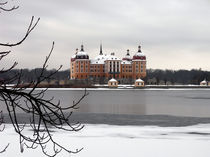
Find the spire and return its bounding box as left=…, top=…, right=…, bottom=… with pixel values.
left=81, top=44, right=84, bottom=51
left=126, top=49, right=130, bottom=56
left=138, top=45, right=141, bottom=52
left=100, top=43, right=103, bottom=55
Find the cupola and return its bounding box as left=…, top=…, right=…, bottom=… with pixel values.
left=122, top=49, right=132, bottom=61
left=75, top=44, right=89, bottom=59
left=133, top=45, right=146, bottom=60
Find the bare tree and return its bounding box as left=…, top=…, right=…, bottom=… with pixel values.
left=0, top=1, right=88, bottom=156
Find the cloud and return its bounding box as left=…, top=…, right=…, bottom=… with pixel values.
left=0, top=0, right=210, bottom=70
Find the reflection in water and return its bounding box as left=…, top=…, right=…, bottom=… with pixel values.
left=1, top=89, right=210, bottom=117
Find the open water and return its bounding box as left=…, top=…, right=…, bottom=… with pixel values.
left=1, top=88, right=210, bottom=118
left=40, top=88, right=210, bottom=117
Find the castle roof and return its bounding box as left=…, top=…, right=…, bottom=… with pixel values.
left=133, top=45, right=146, bottom=60
left=106, top=53, right=120, bottom=61
left=122, top=49, right=132, bottom=61
left=200, top=79, right=207, bottom=84
left=135, top=78, right=144, bottom=82
left=72, top=45, right=89, bottom=60
left=122, top=60, right=132, bottom=64
left=91, top=54, right=110, bottom=64
left=108, top=78, right=118, bottom=82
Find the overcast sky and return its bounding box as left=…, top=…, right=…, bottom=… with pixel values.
left=1, top=0, right=210, bottom=70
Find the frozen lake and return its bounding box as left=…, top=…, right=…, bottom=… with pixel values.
left=45, top=88, right=210, bottom=117
left=1, top=88, right=210, bottom=117
left=36, top=88, right=210, bottom=117
left=1, top=89, right=210, bottom=157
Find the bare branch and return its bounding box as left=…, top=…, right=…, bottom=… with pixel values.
left=0, top=0, right=19, bottom=13
left=0, top=2, right=86, bottom=156
left=0, top=16, right=40, bottom=47
left=0, top=51, right=10, bottom=60
left=0, top=144, right=9, bottom=153
left=0, top=5, right=19, bottom=12
left=0, top=1, right=8, bottom=5
left=0, top=43, right=88, bottom=156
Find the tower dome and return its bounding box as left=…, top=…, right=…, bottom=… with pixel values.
left=75, top=44, right=89, bottom=59
left=122, top=49, right=132, bottom=61
left=133, top=45, right=146, bottom=60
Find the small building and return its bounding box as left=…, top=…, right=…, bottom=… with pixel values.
left=200, top=79, right=208, bottom=86
left=135, top=78, right=144, bottom=87
left=108, top=78, right=118, bottom=87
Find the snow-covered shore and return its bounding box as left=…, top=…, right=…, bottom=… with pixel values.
left=1, top=124, right=210, bottom=157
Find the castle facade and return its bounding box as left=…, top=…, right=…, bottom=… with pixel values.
left=70, top=44, right=146, bottom=83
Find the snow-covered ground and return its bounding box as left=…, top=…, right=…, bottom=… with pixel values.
left=1, top=124, right=210, bottom=157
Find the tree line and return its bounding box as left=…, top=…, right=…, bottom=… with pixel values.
left=0, top=68, right=70, bottom=84
left=145, top=69, right=210, bottom=85
left=1, top=68, right=209, bottom=85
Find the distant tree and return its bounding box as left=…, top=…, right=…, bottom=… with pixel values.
left=0, top=1, right=87, bottom=156
left=147, top=69, right=210, bottom=85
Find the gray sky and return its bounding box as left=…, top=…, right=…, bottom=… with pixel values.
left=1, top=0, right=210, bottom=70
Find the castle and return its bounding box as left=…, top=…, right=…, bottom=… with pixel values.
left=70, top=44, right=146, bottom=84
